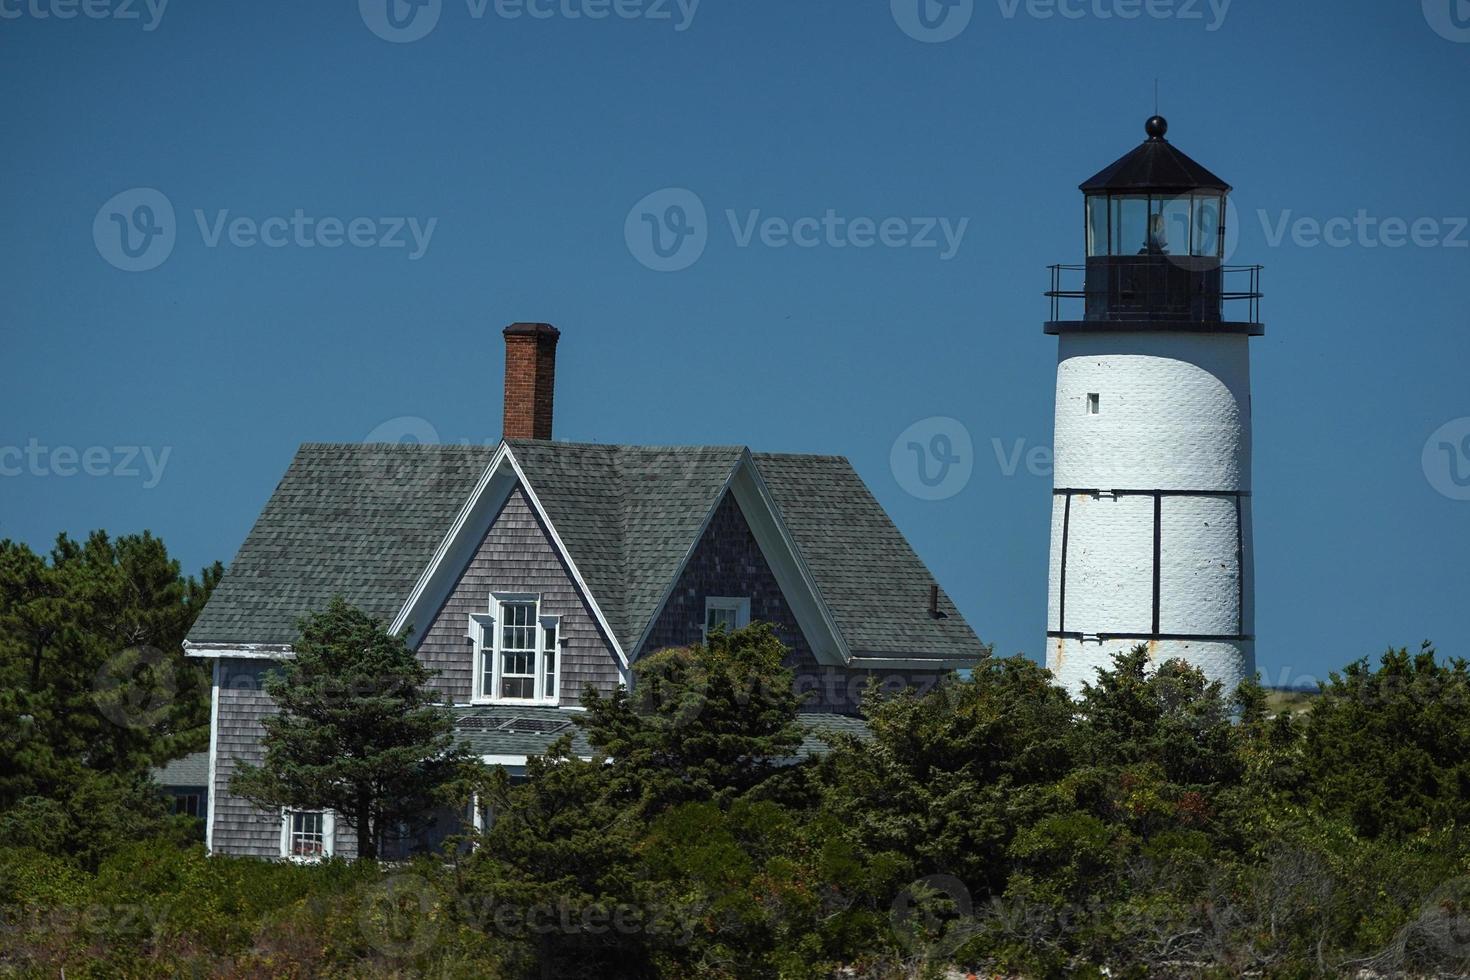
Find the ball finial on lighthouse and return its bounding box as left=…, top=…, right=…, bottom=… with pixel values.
left=1042, top=118, right=1265, bottom=700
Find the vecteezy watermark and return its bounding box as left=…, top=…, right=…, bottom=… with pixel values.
left=1423, top=0, right=1470, bottom=43
left=0, top=439, right=171, bottom=488
left=0, top=0, right=169, bottom=30
left=1423, top=418, right=1470, bottom=501
left=93, top=188, right=438, bottom=272
left=1258, top=210, right=1469, bottom=250
left=893, top=0, right=1230, bottom=42
left=359, top=874, right=441, bottom=958
left=891, top=418, right=974, bottom=501
left=92, top=646, right=179, bottom=730
left=452, top=894, right=697, bottom=944
left=0, top=903, right=170, bottom=941
left=890, top=874, right=978, bottom=957
left=625, top=188, right=709, bottom=273
left=93, top=188, right=176, bottom=272
left=359, top=0, right=700, bottom=43
left=891, top=0, right=974, bottom=43
left=995, top=0, right=1231, bottom=30
left=359, top=0, right=443, bottom=42
left=992, top=436, right=1053, bottom=479
left=625, top=188, right=969, bottom=272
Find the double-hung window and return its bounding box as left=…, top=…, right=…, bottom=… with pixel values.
left=281, top=809, right=334, bottom=861
left=470, top=594, right=561, bottom=704
left=703, top=596, right=751, bottom=640
left=497, top=600, right=538, bottom=700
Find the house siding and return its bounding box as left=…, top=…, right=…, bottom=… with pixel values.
left=210, top=659, right=360, bottom=860
left=643, top=491, right=947, bottom=715
left=415, top=483, right=621, bottom=705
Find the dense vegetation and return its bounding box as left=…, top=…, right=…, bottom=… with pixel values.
left=4, top=530, right=1470, bottom=978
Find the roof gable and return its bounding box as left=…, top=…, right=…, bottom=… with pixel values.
left=507, top=441, right=742, bottom=653
left=188, top=440, right=985, bottom=668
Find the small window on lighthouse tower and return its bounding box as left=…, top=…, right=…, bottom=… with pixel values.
left=1087, top=393, right=1100, bottom=415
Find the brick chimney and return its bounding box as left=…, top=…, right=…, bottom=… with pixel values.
left=502, top=322, right=560, bottom=441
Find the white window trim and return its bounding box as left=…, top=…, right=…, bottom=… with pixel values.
left=473, top=593, right=561, bottom=706
left=279, top=808, right=335, bottom=863
left=703, top=596, right=751, bottom=641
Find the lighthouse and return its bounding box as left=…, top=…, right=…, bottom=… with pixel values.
left=1044, top=116, right=1263, bottom=699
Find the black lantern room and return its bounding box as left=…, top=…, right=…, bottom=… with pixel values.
left=1045, top=116, right=1263, bottom=335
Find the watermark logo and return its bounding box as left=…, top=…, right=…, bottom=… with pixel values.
left=891, top=417, right=974, bottom=501
left=0, top=0, right=169, bottom=30
left=1424, top=0, right=1470, bottom=42
left=361, top=415, right=445, bottom=492
left=93, top=188, right=175, bottom=272
left=92, top=189, right=438, bottom=271
left=996, top=0, right=1231, bottom=30
left=626, top=188, right=708, bottom=273
left=360, top=0, right=443, bottom=42
left=0, top=439, right=171, bottom=488
left=360, top=0, right=699, bottom=41
left=1423, top=417, right=1470, bottom=501
left=727, top=209, right=968, bottom=259
left=890, top=874, right=977, bottom=956
left=625, top=188, right=969, bottom=272
left=93, top=646, right=178, bottom=730
left=359, top=874, right=441, bottom=958
left=891, top=0, right=974, bottom=42
left=1148, top=192, right=1242, bottom=268
left=1259, top=209, right=1468, bottom=250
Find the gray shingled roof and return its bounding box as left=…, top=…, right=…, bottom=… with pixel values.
left=508, top=440, right=742, bottom=653
left=754, top=453, right=981, bottom=660
left=188, top=444, right=496, bottom=645
left=188, top=441, right=983, bottom=664
left=151, top=750, right=209, bottom=788
left=453, top=706, right=870, bottom=761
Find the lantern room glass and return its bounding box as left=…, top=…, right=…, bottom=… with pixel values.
left=1085, top=192, right=1226, bottom=258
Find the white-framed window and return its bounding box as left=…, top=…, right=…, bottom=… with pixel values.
left=470, top=594, right=561, bottom=704
left=703, top=596, right=751, bottom=640
left=173, top=792, right=204, bottom=818
left=280, top=808, right=334, bottom=861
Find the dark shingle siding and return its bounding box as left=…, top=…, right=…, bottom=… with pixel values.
left=645, top=490, right=954, bottom=714
left=211, top=659, right=359, bottom=859
left=508, top=441, right=741, bottom=653
left=416, top=485, right=620, bottom=704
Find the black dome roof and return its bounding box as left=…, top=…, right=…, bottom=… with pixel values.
left=1080, top=117, right=1231, bottom=194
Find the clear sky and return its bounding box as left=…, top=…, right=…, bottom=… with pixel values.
left=3, top=0, right=1467, bottom=687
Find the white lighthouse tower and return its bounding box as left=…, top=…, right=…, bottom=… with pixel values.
left=1044, top=116, right=1263, bottom=698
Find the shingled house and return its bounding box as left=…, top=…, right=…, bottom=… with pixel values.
left=187, top=324, right=985, bottom=860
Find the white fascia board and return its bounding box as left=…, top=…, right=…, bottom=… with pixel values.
left=627, top=456, right=743, bottom=661
left=184, top=642, right=294, bottom=661
left=501, top=447, right=630, bottom=669
left=389, top=443, right=629, bottom=670
left=205, top=659, right=220, bottom=856
left=390, top=442, right=514, bottom=646
left=728, top=452, right=852, bottom=666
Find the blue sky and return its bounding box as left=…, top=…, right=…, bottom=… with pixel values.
left=2, top=0, right=1467, bottom=686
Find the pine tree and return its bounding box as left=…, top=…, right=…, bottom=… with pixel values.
left=229, top=598, right=481, bottom=860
